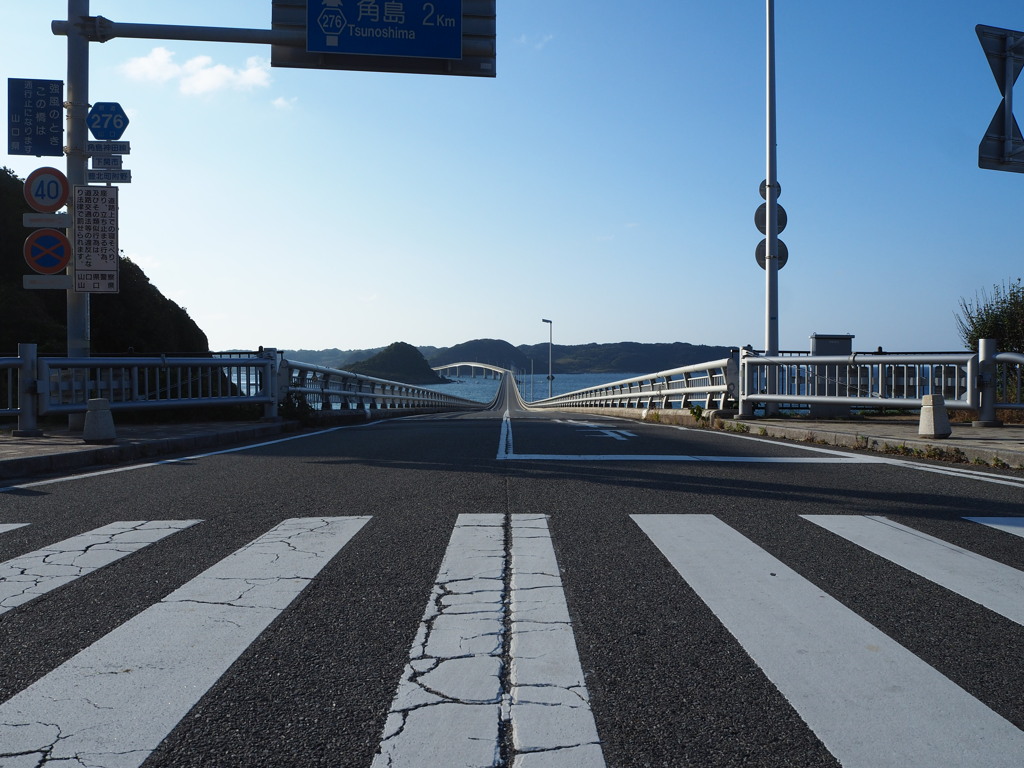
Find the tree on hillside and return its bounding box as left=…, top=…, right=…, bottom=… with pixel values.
left=955, top=279, right=1024, bottom=353
left=1, top=165, right=208, bottom=354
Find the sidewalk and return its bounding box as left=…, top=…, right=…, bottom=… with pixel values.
left=730, top=416, right=1024, bottom=469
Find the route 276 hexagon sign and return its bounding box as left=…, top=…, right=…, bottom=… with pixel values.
left=87, top=102, right=129, bottom=141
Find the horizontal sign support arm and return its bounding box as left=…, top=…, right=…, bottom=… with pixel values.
left=52, top=16, right=305, bottom=47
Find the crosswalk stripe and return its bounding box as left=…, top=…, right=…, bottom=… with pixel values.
left=0, top=516, right=370, bottom=768
left=0, top=520, right=202, bottom=616
left=966, top=516, right=1024, bottom=539
left=0, top=524, right=28, bottom=535
left=632, top=514, right=1024, bottom=768
left=509, top=514, right=604, bottom=766
left=803, top=515, right=1024, bottom=626
left=373, top=513, right=603, bottom=768
left=373, top=513, right=505, bottom=768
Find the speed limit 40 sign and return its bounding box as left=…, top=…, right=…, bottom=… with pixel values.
left=23, top=166, right=70, bottom=213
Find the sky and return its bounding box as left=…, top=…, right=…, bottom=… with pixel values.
left=3, top=1, right=1024, bottom=354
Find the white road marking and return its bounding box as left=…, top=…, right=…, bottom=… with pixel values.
left=0, top=520, right=201, bottom=616
left=509, top=514, right=604, bottom=766
left=0, top=524, right=29, bottom=535
left=503, top=453, right=880, bottom=462
left=0, top=516, right=369, bottom=768
left=0, top=423, right=378, bottom=494
left=373, top=514, right=505, bottom=768
left=967, top=516, right=1024, bottom=538
left=633, top=514, right=1024, bottom=768
left=803, top=515, right=1024, bottom=626
left=373, top=514, right=604, bottom=768
left=496, top=413, right=878, bottom=463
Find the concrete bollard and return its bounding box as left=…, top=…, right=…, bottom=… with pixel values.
left=918, top=394, right=951, bottom=439
left=82, top=398, right=117, bottom=444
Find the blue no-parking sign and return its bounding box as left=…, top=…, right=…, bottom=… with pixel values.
left=24, top=228, right=71, bottom=275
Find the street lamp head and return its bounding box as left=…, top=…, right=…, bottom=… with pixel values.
left=542, top=318, right=552, bottom=324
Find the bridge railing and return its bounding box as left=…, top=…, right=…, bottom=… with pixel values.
left=283, top=357, right=483, bottom=412
left=525, top=340, right=1021, bottom=425
left=1, top=345, right=483, bottom=434
left=527, top=354, right=739, bottom=411
left=738, top=344, right=1023, bottom=418
left=738, top=350, right=980, bottom=414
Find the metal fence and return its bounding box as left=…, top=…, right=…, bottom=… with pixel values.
left=284, top=359, right=483, bottom=412
left=3, top=340, right=1021, bottom=435
left=525, top=340, right=1022, bottom=426
left=2, top=344, right=482, bottom=435
left=528, top=355, right=738, bottom=411
left=738, top=351, right=978, bottom=413
left=738, top=340, right=1023, bottom=419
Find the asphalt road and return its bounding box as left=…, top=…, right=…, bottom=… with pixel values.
left=1, top=378, right=1022, bottom=767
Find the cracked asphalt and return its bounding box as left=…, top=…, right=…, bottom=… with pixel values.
left=0, top=381, right=1023, bottom=767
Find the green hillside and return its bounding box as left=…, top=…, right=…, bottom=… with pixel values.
left=1, top=166, right=208, bottom=354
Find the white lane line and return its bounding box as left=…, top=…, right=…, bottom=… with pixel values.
left=803, top=515, right=1024, bottom=626
left=0, top=423, right=381, bottom=494
left=504, top=454, right=879, bottom=463
left=509, top=514, right=604, bottom=767
left=633, top=514, right=1024, bottom=768
left=0, top=524, right=29, bottom=535
left=372, top=513, right=506, bottom=768
left=498, top=410, right=514, bottom=459
left=496, top=415, right=879, bottom=463
left=0, top=520, right=201, bottom=616
left=671, top=426, right=1024, bottom=487
left=0, top=516, right=370, bottom=768
left=967, top=516, right=1024, bottom=539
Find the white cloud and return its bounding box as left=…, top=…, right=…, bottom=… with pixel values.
left=515, top=33, right=554, bottom=51
left=120, top=46, right=180, bottom=83
left=272, top=96, right=298, bottom=110
left=120, top=48, right=271, bottom=95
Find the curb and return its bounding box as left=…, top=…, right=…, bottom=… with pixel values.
left=0, top=421, right=299, bottom=481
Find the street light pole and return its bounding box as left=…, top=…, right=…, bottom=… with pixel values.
left=765, top=0, right=779, bottom=358
left=542, top=318, right=553, bottom=399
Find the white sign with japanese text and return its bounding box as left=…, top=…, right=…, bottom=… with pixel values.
left=73, top=186, right=119, bottom=294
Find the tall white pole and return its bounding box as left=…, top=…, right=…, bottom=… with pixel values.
left=765, top=0, right=779, bottom=357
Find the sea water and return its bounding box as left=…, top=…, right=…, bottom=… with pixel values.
left=424, top=372, right=646, bottom=405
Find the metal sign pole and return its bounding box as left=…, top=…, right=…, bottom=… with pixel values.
left=64, top=0, right=91, bottom=430
left=66, top=0, right=90, bottom=362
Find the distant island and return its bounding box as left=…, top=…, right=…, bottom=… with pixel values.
left=283, top=338, right=735, bottom=383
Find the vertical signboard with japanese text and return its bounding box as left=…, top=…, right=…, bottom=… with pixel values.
left=73, top=186, right=119, bottom=293
left=7, top=78, right=64, bottom=157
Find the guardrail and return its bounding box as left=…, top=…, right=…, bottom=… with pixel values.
left=285, top=358, right=484, bottom=412
left=527, top=354, right=738, bottom=411
left=738, top=350, right=979, bottom=414
left=1, top=344, right=484, bottom=435
left=738, top=341, right=1023, bottom=419
left=524, top=340, right=1022, bottom=426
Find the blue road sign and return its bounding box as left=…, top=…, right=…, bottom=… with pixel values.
left=87, top=102, right=129, bottom=141
left=7, top=78, right=64, bottom=157
left=307, top=0, right=462, bottom=59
